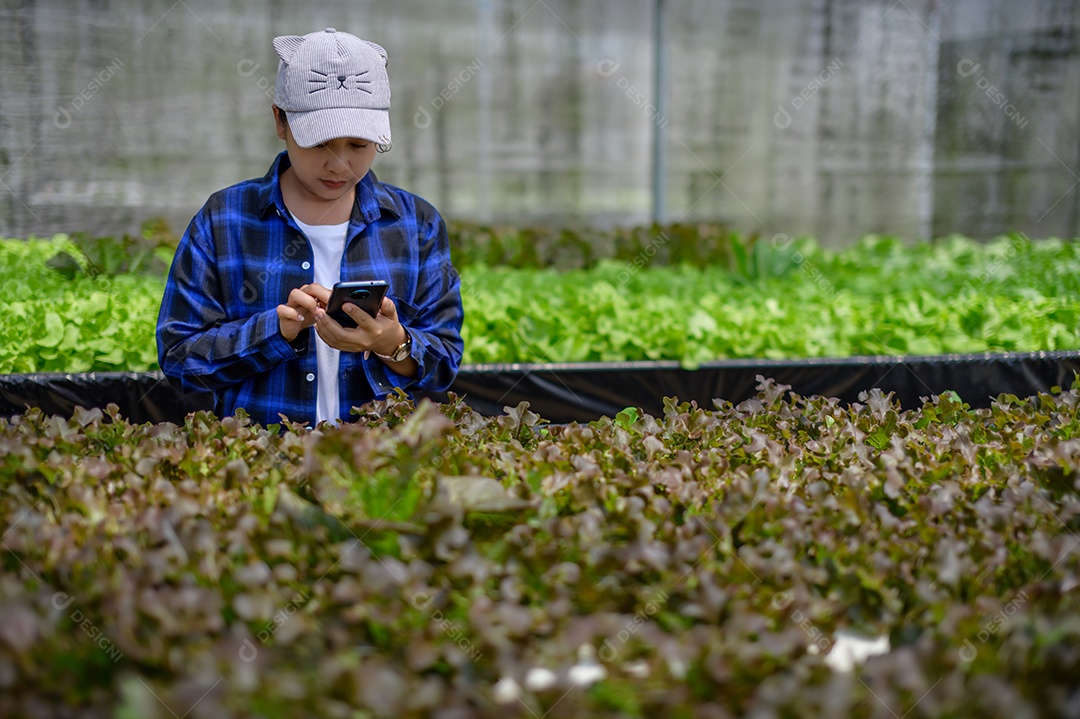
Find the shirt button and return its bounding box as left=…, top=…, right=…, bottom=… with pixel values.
left=305, top=373, right=315, bottom=382
left=301, top=261, right=311, bottom=270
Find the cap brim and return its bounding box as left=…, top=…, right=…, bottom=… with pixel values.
left=286, top=107, right=391, bottom=148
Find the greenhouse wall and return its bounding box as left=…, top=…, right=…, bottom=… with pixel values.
left=0, top=0, right=1077, bottom=245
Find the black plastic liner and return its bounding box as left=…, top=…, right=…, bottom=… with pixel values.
left=2, top=350, right=1079, bottom=425
left=425, top=351, right=1080, bottom=422
left=0, top=372, right=214, bottom=426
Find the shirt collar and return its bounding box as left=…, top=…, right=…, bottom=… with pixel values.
left=257, top=151, right=402, bottom=224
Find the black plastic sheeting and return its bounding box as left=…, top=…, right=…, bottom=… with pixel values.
left=2, top=351, right=1079, bottom=425
left=0, top=372, right=214, bottom=426
left=427, top=351, right=1080, bottom=422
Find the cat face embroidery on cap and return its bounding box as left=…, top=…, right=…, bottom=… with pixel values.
left=307, top=69, right=374, bottom=95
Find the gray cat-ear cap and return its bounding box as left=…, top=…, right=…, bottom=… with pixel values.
left=273, top=28, right=391, bottom=148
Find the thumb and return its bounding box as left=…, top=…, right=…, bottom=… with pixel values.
left=379, top=295, right=398, bottom=320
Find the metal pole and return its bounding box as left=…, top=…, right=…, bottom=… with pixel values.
left=477, top=0, right=494, bottom=222
left=651, top=0, right=668, bottom=225
left=1069, top=81, right=1080, bottom=240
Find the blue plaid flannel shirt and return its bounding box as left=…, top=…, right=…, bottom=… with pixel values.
left=157, top=151, right=464, bottom=426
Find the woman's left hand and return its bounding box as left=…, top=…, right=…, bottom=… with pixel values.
left=314, top=295, right=407, bottom=356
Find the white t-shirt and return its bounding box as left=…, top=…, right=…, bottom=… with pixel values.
left=294, top=217, right=349, bottom=425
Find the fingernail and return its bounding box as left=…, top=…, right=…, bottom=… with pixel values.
left=298, top=315, right=305, bottom=322
left=364, top=351, right=370, bottom=360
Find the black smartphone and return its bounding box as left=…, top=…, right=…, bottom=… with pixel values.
left=325, top=280, right=388, bottom=328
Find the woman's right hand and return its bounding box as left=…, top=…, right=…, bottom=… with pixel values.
left=276, top=284, right=326, bottom=342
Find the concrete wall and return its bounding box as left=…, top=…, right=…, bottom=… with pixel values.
left=0, top=0, right=1077, bottom=245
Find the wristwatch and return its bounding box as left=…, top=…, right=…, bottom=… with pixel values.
left=377, top=329, right=412, bottom=363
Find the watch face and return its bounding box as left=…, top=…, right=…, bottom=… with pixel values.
left=393, top=335, right=412, bottom=361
